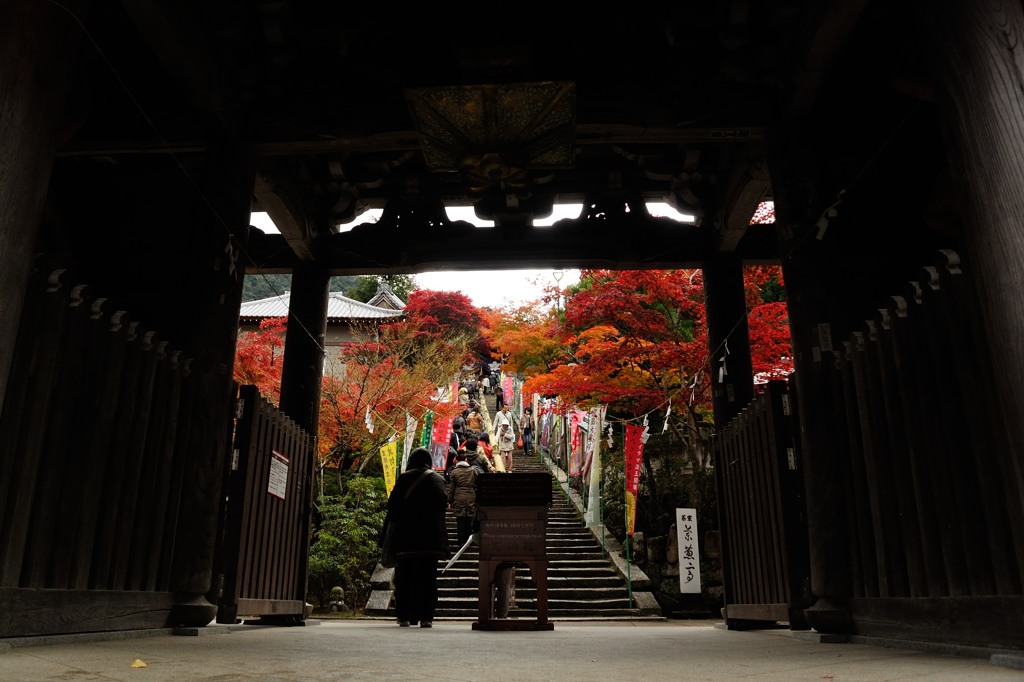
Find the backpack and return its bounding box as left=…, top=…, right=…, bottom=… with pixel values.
left=468, top=453, right=489, bottom=475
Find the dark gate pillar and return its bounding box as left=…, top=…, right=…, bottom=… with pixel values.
left=919, top=0, right=1024, bottom=515
left=0, top=1, right=85, bottom=413
left=279, top=260, right=330, bottom=437
left=169, top=129, right=255, bottom=627
left=702, top=254, right=755, bottom=427
left=771, top=132, right=854, bottom=634
left=780, top=254, right=853, bottom=632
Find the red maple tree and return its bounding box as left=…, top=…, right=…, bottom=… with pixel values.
left=233, top=316, right=287, bottom=403
left=490, top=266, right=792, bottom=465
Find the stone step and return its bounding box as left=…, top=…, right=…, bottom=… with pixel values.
left=367, top=454, right=659, bottom=622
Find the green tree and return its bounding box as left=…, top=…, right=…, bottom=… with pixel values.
left=242, top=274, right=290, bottom=302
left=241, top=274, right=359, bottom=302
left=306, top=475, right=388, bottom=612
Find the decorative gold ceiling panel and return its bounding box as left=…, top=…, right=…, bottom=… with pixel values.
left=405, top=82, right=576, bottom=173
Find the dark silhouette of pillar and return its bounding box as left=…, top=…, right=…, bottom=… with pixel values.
left=0, top=1, right=86, bottom=413
left=703, top=254, right=755, bottom=428
left=279, top=261, right=330, bottom=438
left=169, top=129, right=255, bottom=627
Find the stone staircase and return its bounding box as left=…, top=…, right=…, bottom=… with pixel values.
left=366, top=450, right=664, bottom=621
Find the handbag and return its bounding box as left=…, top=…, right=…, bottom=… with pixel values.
left=516, top=435, right=523, bottom=449
left=380, top=469, right=434, bottom=567
left=380, top=518, right=399, bottom=568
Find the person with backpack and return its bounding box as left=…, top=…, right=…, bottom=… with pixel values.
left=446, top=451, right=478, bottom=548
left=465, top=406, right=484, bottom=437
left=464, top=436, right=492, bottom=475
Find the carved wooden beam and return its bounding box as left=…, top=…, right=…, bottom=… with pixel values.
left=253, top=171, right=315, bottom=262
left=245, top=213, right=781, bottom=276
left=718, top=155, right=771, bottom=252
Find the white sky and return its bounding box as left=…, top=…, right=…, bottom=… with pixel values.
left=249, top=203, right=693, bottom=308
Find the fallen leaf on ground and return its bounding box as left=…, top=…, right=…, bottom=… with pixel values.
left=131, top=659, right=149, bottom=668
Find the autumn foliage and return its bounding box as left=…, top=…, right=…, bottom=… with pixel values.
left=233, top=317, right=287, bottom=403
left=232, top=288, right=485, bottom=475
left=491, top=266, right=792, bottom=430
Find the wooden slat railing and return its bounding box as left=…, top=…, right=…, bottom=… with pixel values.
left=214, top=384, right=315, bottom=624
left=0, top=262, right=199, bottom=636
left=714, top=380, right=811, bottom=629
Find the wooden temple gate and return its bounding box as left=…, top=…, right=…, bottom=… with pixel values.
left=1, top=0, right=1023, bottom=658
left=0, top=262, right=315, bottom=637
left=0, top=261, right=209, bottom=636
left=214, top=385, right=315, bottom=625
left=716, top=250, right=1024, bottom=650
left=715, top=381, right=811, bottom=630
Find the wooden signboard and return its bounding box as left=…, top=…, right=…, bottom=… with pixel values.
left=473, top=473, right=553, bottom=631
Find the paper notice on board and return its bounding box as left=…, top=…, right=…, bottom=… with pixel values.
left=268, top=449, right=289, bottom=500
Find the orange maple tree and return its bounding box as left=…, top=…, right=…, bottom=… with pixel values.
left=319, top=318, right=467, bottom=475
left=233, top=289, right=481, bottom=479
left=490, top=267, right=792, bottom=460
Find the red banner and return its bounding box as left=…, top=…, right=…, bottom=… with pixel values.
left=624, top=424, right=644, bottom=495
left=429, top=406, right=457, bottom=470
left=623, top=424, right=645, bottom=535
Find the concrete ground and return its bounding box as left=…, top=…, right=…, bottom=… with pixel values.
left=2, top=618, right=1022, bottom=681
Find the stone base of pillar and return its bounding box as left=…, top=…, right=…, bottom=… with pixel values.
left=802, top=597, right=853, bottom=634
left=169, top=594, right=218, bottom=628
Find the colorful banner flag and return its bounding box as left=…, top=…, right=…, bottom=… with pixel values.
left=420, top=411, right=433, bottom=447
left=624, top=423, right=645, bottom=535
left=380, top=440, right=399, bottom=497
left=403, top=413, right=417, bottom=472
left=429, top=407, right=456, bottom=470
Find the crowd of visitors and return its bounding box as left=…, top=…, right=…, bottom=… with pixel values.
left=380, top=371, right=535, bottom=626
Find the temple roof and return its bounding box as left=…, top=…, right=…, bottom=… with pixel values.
left=239, top=291, right=406, bottom=323
left=365, top=281, right=406, bottom=311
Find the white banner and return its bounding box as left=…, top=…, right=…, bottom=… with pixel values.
left=676, top=508, right=701, bottom=593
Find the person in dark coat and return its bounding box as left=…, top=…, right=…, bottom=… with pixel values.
left=381, top=447, right=449, bottom=627
left=447, top=451, right=478, bottom=548
left=463, top=436, right=492, bottom=475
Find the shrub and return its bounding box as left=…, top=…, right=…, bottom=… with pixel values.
left=306, top=475, right=388, bottom=610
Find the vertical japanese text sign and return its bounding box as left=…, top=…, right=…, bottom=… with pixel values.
left=676, top=508, right=701, bottom=593
left=623, top=424, right=645, bottom=535
left=381, top=440, right=398, bottom=498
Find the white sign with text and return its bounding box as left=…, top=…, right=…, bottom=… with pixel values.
left=268, top=449, right=289, bottom=500
left=676, top=508, right=701, bottom=593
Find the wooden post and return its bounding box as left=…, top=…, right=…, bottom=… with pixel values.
left=770, top=130, right=854, bottom=632
left=702, top=254, right=755, bottom=428
left=0, top=1, right=86, bottom=413
left=779, top=252, right=854, bottom=632
left=168, top=128, right=255, bottom=627
left=279, top=260, right=330, bottom=437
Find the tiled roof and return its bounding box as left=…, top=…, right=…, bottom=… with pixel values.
left=239, top=291, right=406, bottom=322
left=366, top=281, right=406, bottom=310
